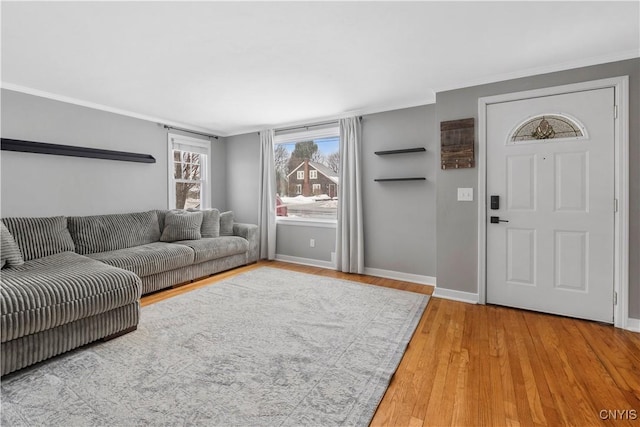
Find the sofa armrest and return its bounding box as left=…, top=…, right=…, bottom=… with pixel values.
left=233, top=223, right=258, bottom=263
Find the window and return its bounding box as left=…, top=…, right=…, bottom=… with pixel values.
left=168, top=134, right=210, bottom=209
left=510, top=114, right=586, bottom=143
left=274, top=126, right=340, bottom=221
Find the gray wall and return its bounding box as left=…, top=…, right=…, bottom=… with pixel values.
left=225, top=132, right=260, bottom=224
left=225, top=131, right=339, bottom=262
left=276, top=223, right=335, bottom=262
left=435, top=58, right=639, bottom=318
left=3, top=59, right=636, bottom=317
left=225, top=105, right=438, bottom=278
left=0, top=89, right=227, bottom=217
left=362, top=105, right=436, bottom=276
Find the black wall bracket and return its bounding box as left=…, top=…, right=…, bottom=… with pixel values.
left=1, top=138, right=156, bottom=164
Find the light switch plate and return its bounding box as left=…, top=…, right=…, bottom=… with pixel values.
left=457, top=187, right=473, bottom=201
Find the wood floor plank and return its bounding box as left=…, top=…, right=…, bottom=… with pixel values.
left=141, top=261, right=640, bottom=426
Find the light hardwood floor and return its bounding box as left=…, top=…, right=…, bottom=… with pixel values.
left=141, top=261, right=640, bottom=427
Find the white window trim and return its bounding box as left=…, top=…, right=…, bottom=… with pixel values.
left=276, top=217, right=338, bottom=228
left=273, top=126, right=339, bottom=144
left=274, top=126, right=340, bottom=227
left=297, top=170, right=304, bottom=180
left=167, top=133, right=211, bottom=209
left=310, top=170, right=318, bottom=179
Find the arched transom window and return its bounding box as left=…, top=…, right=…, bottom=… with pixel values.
left=510, top=114, right=586, bottom=143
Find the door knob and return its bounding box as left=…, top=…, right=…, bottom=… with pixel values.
left=490, top=216, right=509, bottom=224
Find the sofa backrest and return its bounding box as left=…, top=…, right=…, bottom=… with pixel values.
left=155, top=209, right=169, bottom=235
left=1, top=216, right=76, bottom=261
left=68, top=210, right=161, bottom=255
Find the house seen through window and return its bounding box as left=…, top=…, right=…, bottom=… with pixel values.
left=168, top=134, right=210, bottom=210
left=275, top=132, right=339, bottom=220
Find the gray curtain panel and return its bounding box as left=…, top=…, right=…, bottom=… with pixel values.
left=337, top=117, right=364, bottom=273
left=257, top=129, right=276, bottom=260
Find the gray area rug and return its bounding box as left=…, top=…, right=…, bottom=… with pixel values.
left=1, top=267, right=429, bottom=426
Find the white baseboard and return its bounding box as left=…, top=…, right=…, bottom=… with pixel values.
left=274, top=254, right=336, bottom=270
left=625, top=317, right=640, bottom=333
left=273, top=258, right=436, bottom=287
left=363, top=267, right=436, bottom=286
left=432, top=287, right=479, bottom=304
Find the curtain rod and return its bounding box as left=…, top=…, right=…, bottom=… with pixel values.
left=275, top=116, right=362, bottom=134
left=163, top=124, right=219, bottom=140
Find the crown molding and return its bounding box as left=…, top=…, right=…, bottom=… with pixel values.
left=3, top=49, right=637, bottom=138
left=1, top=82, right=226, bottom=137
left=225, top=96, right=437, bottom=137
left=434, top=49, right=640, bottom=93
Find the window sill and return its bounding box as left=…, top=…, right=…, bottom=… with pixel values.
left=276, top=217, right=337, bottom=228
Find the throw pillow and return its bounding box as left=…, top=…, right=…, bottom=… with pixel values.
left=1, top=216, right=75, bottom=261
left=0, top=221, right=24, bottom=268
left=219, top=211, right=234, bottom=236
left=160, top=210, right=203, bottom=242
left=187, top=208, right=220, bottom=238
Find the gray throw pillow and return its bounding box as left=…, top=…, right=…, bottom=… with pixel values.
left=219, top=211, right=234, bottom=236
left=1, top=216, right=75, bottom=261
left=0, top=221, right=24, bottom=268
left=160, top=210, right=203, bottom=242
left=187, top=208, right=220, bottom=238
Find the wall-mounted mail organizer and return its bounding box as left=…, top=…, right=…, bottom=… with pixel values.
left=374, top=146, right=426, bottom=181
left=440, top=118, right=474, bottom=169
left=0, top=138, right=156, bottom=163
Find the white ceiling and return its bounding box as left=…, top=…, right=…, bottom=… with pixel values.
left=2, top=1, right=638, bottom=137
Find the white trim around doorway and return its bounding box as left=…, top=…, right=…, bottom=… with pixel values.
left=477, top=76, right=630, bottom=330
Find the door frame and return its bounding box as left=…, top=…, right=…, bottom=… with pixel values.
left=477, top=76, right=630, bottom=329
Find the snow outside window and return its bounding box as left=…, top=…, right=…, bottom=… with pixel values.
left=274, top=127, right=340, bottom=221
left=168, top=134, right=211, bottom=210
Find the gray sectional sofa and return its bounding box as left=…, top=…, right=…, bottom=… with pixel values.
left=0, top=209, right=258, bottom=376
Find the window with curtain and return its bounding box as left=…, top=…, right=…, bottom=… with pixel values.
left=274, top=127, right=340, bottom=221
left=168, top=134, right=211, bottom=209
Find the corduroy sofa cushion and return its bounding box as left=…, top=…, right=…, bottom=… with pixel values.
left=86, top=242, right=195, bottom=277
left=0, top=251, right=141, bottom=343
left=160, top=210, right=203, bottom=242
left=1, top=217, right=75, bottom=261
left=187, top=208, right=220, bottom=238
left=176, top=236, right=249, bottom=263
left=219, top=211, right=234, bottom=236
left=68, top=211, right=161, bottom=255
left=0, top=222, right=24, bottom=268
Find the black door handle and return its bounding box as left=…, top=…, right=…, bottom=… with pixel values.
left=490, top=216, right=509, bottom=224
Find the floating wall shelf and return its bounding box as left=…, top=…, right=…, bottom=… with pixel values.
left=374, top=146, right=427, bottom=181
left=374, top=177, right=426, bottom=182
left=374, top=147, right=426, bottom=155
left=1, top=138, right=156, bottom=164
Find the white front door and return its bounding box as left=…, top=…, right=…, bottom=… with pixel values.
left=486, top=88, right=615, bottom=323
